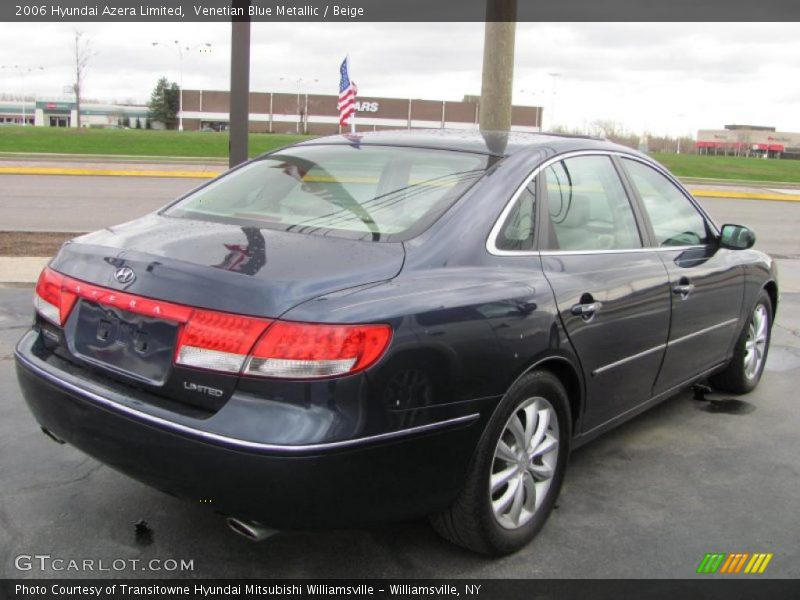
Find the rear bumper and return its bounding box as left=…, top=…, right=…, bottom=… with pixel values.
left=14, top=330, right=484, bottom=528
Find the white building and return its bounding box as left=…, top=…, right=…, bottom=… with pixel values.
left=0, top=98, right=149, bottom=128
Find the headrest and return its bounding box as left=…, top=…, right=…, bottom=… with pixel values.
left=552, top=194, right=590, bottom=229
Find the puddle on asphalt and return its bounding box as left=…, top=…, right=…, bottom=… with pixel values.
left=134, top=519, right=154, bottom=546
left=699, top=398, right=756, bottom=415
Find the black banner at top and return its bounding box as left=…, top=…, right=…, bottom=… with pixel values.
left=3, top=0, right=800, bottom=22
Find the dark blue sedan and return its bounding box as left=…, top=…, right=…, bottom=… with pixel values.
left=15, top=130, right=778, bottom=554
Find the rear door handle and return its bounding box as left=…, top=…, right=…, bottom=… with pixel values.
left=672, top=283, right=695, bottom=299
left=571, top=301, right=602, bottom=319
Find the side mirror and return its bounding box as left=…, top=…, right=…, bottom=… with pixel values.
left=719, top=224, right=756, bottom=250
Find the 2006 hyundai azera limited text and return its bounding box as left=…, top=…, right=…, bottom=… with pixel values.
left=15, top=131, right=778, bottom=554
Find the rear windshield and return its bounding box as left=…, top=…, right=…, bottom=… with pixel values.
left=164, top=144, right=489, bottom=242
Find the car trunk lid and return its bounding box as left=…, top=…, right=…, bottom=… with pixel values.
left=42, top=215, right=404, bottom=410
left=50, top=214, right=405, bottom=318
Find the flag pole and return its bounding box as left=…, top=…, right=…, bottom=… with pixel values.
left=349, top=54, right=356, bottom=134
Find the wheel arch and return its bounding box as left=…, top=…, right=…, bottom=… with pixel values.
left=504, top=355, right=584, bottom=437
left=764, top=280, right=778, bottom=318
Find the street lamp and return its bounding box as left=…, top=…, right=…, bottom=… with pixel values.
left=518, top=88, right=544, bottom=99
left=1, top=65, right=45, bottom=126
left=519, top=88, right=545, bottom=129
left=151, top=41, right=212, bottom=131
left=280, top=76, right=319, bottom=134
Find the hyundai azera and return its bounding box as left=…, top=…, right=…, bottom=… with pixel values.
left=15, top=131, right=777, bottom=554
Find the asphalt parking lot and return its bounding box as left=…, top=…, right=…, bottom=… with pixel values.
left=0, top=189, right=798, bottom=579
left=0, top=174, right=199, bottom=232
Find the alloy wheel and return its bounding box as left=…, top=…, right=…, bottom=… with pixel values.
left=744, top=304, right=768, bottom=380
left=490, top=396, right=560, bottom=530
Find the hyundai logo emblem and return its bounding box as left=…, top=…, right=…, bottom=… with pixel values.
left=114, top=267, right=136, bottom=285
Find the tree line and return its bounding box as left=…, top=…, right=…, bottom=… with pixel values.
left=553, top=121, right=696, bottom=154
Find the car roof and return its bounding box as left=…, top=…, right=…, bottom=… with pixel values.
left=293, top=128, right=630, bottom=158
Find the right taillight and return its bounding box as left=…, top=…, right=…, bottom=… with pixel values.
left=244, top=321, right=392, bottom=379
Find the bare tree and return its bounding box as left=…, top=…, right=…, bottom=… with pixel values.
left=72, top=31, right=95, bottom=129
left=591, top=119, right=622, bottom=139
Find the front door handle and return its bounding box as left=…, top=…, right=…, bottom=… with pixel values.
left=672, top=283, right=695, bottom=300
left=571, top=301, right=602, bottom=319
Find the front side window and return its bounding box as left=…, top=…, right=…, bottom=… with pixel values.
left=543, top=155, right=642, bottom=251
left=622, top=158, right=711, bottom=247
left=164, top=145, right=489, bottom=242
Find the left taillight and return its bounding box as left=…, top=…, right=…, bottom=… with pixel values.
left=34, top=267, right=77, bottom=326
left=33, top=267, right=392, bottom=380
left=174, top=310, right=273, bottom=374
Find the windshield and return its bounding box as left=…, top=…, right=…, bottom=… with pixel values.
left=164, top=144, right=489, bottom=242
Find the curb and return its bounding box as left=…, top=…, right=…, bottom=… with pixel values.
left=689, top=190, right=800, bottom=202
left=0, top=166, right=220, bottom=179
left=0, top=151, right=229, bottom=165
left=0, top=257, right=49, bottom=284
left=673, top=176, right=800, bottom=189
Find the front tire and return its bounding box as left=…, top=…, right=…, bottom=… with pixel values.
left=430, top=370, right=570, bottom=555
left=710, top=290, right=772, bottom=394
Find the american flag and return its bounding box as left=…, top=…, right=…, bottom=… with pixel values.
left=337, top=56, right=358, bottom=127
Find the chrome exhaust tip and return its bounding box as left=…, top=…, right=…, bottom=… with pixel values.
left=226, top=517, right=278, bottom=542
left=41, top=426, right=66, bottom=445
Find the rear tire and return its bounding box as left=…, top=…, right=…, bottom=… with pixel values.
left=430, top=370, right=570, bottom=555
left=710, top=290, right=772, bottom=394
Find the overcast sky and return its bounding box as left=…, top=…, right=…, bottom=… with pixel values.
left=1, top=22, right=798, bottom=136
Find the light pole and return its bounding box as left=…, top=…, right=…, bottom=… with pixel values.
left=1, top=65, right=44, bottom=126
left=280, top=77, right=319, bottom=134
left=151, top=41, right=211, bottom=131
left=675, top=113, right=687, bottom=154
left=479, top=12, right=516, bottom=133
left=519, top=88, right=544, bottom=129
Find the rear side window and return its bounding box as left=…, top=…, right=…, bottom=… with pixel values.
left=543, top=156, right=642, bottom=251
left=496, top=183, right=536, bottom=251
left=622, top=158, right=711, bottom=247
left=164, top=145, right=488, bottom=242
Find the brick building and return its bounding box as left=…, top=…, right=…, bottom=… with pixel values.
left=178, top=89, right=543, bottom=134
